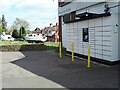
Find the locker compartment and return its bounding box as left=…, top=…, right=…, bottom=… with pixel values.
left=74, top=38, right=79, bottom=41
left=90, top=52, right=95, bottom=57
left=103, top=46, right=111, bottom=51
left=82, top=43, right=89, bottom=48
left=95, top=54, right=103, bottom=59
left=73, top=33, right=78, bottom=36
left=65, top=24, right=68, bottom=27
left=103, top=31, right=111, bottom=35
left=69, top=37, right=74, bottom=40
left=79, top=48, right=84, bottom=55
left=90, top=45, right=95, bottom=49
left=103, top=17, right=111, bottom=26
left=78, top=34, right=82, bottom=38
left=74, top=45, right=79, bottom=49
left=95, top=45, right=103, bottom=50
left=68, top=44, right=71, bottom=49
left=74, top=22, right=77, bottom=28
left=81, top=21, right=88, bottom=28
left=69, top=30, right=73, bottom=32
left=69, top=30, right=73, bottom=33
left=74, top=45, right=78, bottom=49
left=103, top=36, right=111, bottom=41
left=95, top=36, right=102, bottom=39
left=79, top=44, right=84, bottom=54
left=90, top=49, right=95, bottom=52
left=83, top=48, right=88, bottom=56
left=78, top=24, right=82, bottom=29
left=103, top=51, right=111, bottom=57
left=89, top=26, right=95, bottom=29
left=89, top=33, right=95, bottom=40
left=95, top=37, right=102, bottom=40
left=74, top=49, right=79, bottom=54
left=69, top=31, right=73, bottom=33
left=95, top=49, right=103, bottom=54
left=95, top=41, right=102, bottom=45
left=79, top=32, right=82, bottom=37
left=95, top=27, right=103, bottom=32
left=89, top=41, right=95, bottom=44
left=74, top=39, right=78, bottom=42
left=74, top=39, right=79, bottom=43
left=103, top=26, right=111, bottom=31
left=69, top=23, right=73, bottom=29
left=69, top=28, right=73, bottom=31
left=103, top=55, right=111, bottom=61
left=79, top=38, right=83, bottom=42
left=103, top=41, right=111, bottom=46
left=73, top=36, right=78, bottom=40
left=73, top=30, right=78, bottom=34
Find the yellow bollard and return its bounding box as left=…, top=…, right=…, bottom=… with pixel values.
left=59, top=42, right=62, bottom=58
left=72, top=42, right=74, bottom=62
left=87, top=45, right=91, bottom=68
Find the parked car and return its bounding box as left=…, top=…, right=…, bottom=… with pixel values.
left=0, top=34, right=14, bottom=41
left=15, top=38, right=26, bottom=41
left=25, top=34, right=47, bottom=43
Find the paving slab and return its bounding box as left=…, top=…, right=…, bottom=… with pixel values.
left=1, top=51, right=65, bottom=88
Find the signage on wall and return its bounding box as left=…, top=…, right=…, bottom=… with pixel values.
left=83, top=28, right=89, bottom=42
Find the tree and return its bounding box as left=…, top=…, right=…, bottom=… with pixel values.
left=11, top=18, right=30, bottom=30
left=0, top=25, right=2, bottom=34
left=1, top=15, right=7, bottom=31
left=0, top=17, right=2, bottom=34
left=0, top=18, right=1, bottom=24
left=12, top=29, right=19, bottom=38
left=19, top=26, right=26, bottom=38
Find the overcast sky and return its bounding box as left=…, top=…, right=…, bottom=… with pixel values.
left=0, top=0, right=58, bottom=30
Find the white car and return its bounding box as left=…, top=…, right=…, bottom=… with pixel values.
left=25, top=34, right=47, bottom=43
left=0, top=34, right=14, bottom=40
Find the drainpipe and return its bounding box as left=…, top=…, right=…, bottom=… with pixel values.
left=58, top=16, right=62, bottom=47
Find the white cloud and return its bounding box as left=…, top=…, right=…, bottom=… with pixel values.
left=0, top=0, right=58, bottom=30
left=16, top=0, right=58, bottom=10
left=0, top=1, right=11, bottom=13
left=0, top=0, right=25, bottom=14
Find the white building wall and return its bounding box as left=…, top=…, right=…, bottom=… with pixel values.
left=118, top=1, right=120, bottom=60
left=61, top=2, right=119, bottom=62
left=110, top=2, right=119, bottom=61
left=62, top=23, right=66, bottom=48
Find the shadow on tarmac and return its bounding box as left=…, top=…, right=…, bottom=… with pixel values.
left=11, top=50, right=119, bottom=89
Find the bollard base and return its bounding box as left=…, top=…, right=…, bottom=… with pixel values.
left=87, top=66, right=91, bottom=68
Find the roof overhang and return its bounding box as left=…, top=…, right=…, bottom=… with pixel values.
left=75, top=12, right=111, bottom=20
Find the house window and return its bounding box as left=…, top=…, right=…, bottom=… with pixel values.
left=83, top=28, right=89, bottom=42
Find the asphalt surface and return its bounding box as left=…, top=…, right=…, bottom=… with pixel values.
left=1, top=50, right=119, bottom=89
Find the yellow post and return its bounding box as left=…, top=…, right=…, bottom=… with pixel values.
left=72, top=42, right=74, bottom=62
left=59, top=42, right=62, bottom=58
left=87, top=45, right=91, bottom=68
